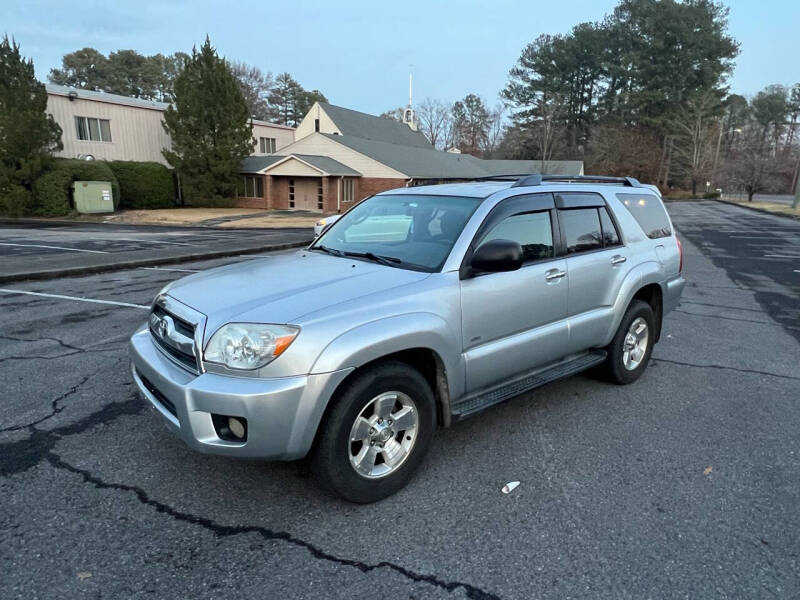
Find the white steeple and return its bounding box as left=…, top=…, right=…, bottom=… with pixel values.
left=403, top=71, right=417, bottom=131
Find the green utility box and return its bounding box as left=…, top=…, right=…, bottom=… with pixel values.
left=72, top=180, right=114, bottom=213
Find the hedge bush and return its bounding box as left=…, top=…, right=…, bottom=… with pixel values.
left=32, top=159, right=120, bottom=217
left=107, top=161, right=175, bottom=209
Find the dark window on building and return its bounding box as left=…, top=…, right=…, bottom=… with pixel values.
left=75, top=116, right=111, bottom=142
left=480, top=211, right=554, bottom=263
left=314, top=118, right=320, bottom=132
left=615, top=193, right=671, bottom=239
left=342, top=179, right=354, bottom=202
left=256, top=176, right=264, bottom=198
left=599, top=207, right=621, bottom=246
left=318, top=182, right=324, bottom=210
left=259, top=137, right=276, bottom=153
left=288, top=179, right=295, bottom=208
left=560, top=208, right=603, bottom=254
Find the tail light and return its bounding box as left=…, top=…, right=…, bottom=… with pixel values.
left=676, top=237, right=683, bottom=273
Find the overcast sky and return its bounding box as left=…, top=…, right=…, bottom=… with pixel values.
left=3, top=0, right=798, bottom=114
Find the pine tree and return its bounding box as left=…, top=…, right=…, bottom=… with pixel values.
left=162, top=37, right=253, bottom=206
left=0, top=36, right=62, bottom=216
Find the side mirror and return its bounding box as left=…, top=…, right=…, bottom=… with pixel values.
left=470, top=239, right=523, bottom=274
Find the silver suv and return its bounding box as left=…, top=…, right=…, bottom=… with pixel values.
left=130, top=175, right=685, bottom=503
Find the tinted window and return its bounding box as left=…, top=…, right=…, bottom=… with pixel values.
left=560, top=209, right=603, bottom=254
left=599, top=207, right=621, bottom=246
left=481, top=211, right=554, bottom=262
left=616, top=193, right=672, bottom=239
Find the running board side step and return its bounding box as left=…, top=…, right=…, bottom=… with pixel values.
left=450, top=350, right=607, bottom=421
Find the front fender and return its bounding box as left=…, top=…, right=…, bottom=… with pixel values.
left=600, top=260, right=664, bottom=346
left=310, top=312, right=464, bottom=401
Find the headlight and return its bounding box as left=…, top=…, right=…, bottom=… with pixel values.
left=316, top=219, right=326, bottom=227
left=204, top=323, right=299, bottom=370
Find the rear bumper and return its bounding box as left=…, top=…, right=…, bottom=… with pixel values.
left=129, top=325, right=352, bottom=460
left=663, top=274, right=685, bottom=315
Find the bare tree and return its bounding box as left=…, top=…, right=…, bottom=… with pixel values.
left=481, top=104, right=506, bottom=157
left=530, top=93, right=566, bottom=170
left=671, top=92, right=721, bottom=195
left=230, top=61, right=273, bottom=120
left=379, top=107, right=404, bottom=121
left=417, top=98, right=452, bottom=149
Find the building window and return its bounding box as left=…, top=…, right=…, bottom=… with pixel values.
left=342, top=178, right=355, bottom=203
left=75, top=116, right=111, bottom=142
left=318, top=182, right=324, bottom=210
left=238, top=175, right=264, bottom=198
left=288, top=179, right=295, bottom=208
left=259, top=137, right=276, bottom=153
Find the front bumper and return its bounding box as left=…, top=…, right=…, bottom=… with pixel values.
left=129, top=325, right=352, bottom=460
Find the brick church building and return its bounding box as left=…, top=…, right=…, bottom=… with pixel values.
left=236, top=101, right=583, bottom=213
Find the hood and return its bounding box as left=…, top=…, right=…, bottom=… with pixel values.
left=163, top=250, right=430, bottom=336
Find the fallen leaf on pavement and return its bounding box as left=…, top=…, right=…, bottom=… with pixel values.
left=703, top=466, right=713, bottom=475
left=77, top=572, right=92, bottom=581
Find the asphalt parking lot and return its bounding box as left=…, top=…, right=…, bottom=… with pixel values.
left=1, top=201, right=799, bottom=599
left=0, top=221, right=312, bottom=282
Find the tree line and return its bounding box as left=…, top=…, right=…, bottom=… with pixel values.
left=387, top=0, right=798, bottom=197
left=48, top=48, right=326, bottom=127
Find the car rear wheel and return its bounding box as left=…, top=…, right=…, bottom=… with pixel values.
left=310, top=361, right=436, bottom=503
left=602, top=299, right=655, bottom=385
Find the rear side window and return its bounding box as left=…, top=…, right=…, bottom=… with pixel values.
left=616, top=193, right=672, bottom=239
left=481, top=211, right=554, bottom=262
left=560, top=209, right=602, bottom=254
left=599, top=207, right=621, bottom=246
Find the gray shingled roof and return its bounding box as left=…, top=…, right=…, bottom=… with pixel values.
left=292, top=154, right=361, bottom=175
left=240, top=155, right=284, bottom=173
left=240, top=154, right=361, bottom=176
left=322, top=134, right=582, bottom=179
left=320, top=103, right=433, bottom=149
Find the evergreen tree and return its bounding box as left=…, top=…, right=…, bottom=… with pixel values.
left=268, top=73, right=327, bottom=127
left=0, top=36, right=62, bottom=215
left=162, top=37, right=253, bottom=206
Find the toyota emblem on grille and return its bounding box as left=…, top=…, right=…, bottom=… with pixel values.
left=150, top=313, right=173, bottom=340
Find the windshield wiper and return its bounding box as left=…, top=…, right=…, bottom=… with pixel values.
left=343, top=251, right=402, bottom=267
left=312, top=245, right=346, bottom=257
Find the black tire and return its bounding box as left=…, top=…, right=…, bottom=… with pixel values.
left=310, top=360, right=436, bottom=503
left=601, top=299, right=655, bottom=385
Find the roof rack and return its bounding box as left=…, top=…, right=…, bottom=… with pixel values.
left=512, top=174, right=642, bottom=188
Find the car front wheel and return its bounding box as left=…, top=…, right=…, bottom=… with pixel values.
left=310, top=361, right=436, bottom=503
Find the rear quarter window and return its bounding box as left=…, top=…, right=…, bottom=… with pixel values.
left=615, top=193, right=672, bottom=239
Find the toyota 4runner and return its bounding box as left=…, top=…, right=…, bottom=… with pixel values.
left=130, top=174, right=685, bottom=503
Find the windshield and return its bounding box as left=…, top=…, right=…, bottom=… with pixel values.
left=312, top=194, right=482, bottom=272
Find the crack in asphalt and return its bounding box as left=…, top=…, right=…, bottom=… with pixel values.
left=44, top=451, right=500, bottom=600
left=0, top=334, right=128, bottom=366
left=0, top=374, right=91, bottom=433
left=0, top=390, right=144, bottom=476
left=652, top=358, right=800, bottom=381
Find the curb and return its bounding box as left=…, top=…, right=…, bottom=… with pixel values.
left=0, top=240, right=311, bottom=285
left=0, top=217, right=313, bottom=232
left=713, top=199, right=800, bottom=222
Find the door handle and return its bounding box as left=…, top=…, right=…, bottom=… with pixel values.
left=611, top=255, right=627, bottom=265
left=545, top=269, right=566, bottom=281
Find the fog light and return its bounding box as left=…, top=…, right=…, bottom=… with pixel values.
left=228, top=417, right=246, bottom=439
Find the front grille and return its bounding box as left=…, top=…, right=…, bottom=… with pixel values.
left=138, top=371, right=178, bottom=418
left=152, top=304, right=194, bottom=338
left=149, top=305, right=199, bottom=373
